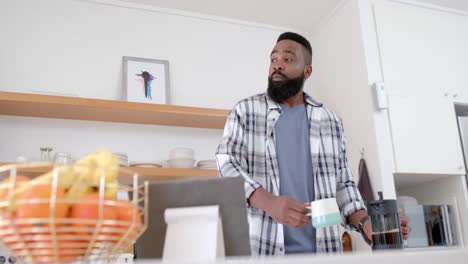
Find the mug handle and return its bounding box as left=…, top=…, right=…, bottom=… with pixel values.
left=306, top=207, right=312, bottom=216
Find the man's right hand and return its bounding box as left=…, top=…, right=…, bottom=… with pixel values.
left=266, top=195, right=311, bottom=227
left=248, top=187, right=310, bottom=228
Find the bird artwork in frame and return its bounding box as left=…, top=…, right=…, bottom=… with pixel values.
left=123, top=56, right=170, bottom=104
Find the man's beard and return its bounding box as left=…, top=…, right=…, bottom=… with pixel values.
left=267, top=72, right=305, bottom=103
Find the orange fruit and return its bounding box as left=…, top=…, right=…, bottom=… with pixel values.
left=70, top=192, right=116, bottom=220
left=16, top=184, right=69, bottom=219
left=10, top=184, right=70, bottom=255
left=70, top=192, right=117, bottom=241
left=0, top=175, right=29, bottom=201
left=0, top=213, right=82, bottom=261
left=113, top=200, right=142, bottom=239
left=23, top=232, right=85, bottom=263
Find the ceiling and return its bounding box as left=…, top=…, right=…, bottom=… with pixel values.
left=119, top=0, right=342, bottom=33
left=120, top=0, right=468, bottom=33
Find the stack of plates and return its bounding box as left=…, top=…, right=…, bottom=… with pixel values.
left=169, top=148, right=195, bottom=168
left=114, top=152, right=129, bottom=167
left=196, top=159, right=217, bottom=169
left=129, top=161, right=162, bottom=168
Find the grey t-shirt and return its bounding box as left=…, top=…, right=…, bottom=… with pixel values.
left=274, top=103, right=316, bottom=254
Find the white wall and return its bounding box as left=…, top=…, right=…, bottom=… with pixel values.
left=0, top=0, right=290, bottom=162
left=306, top=0, right=381, bottom=251
left=307, top=0, right=390, bottom=199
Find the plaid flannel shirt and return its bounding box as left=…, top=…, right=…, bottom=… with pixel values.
left=215, top=92, right=365, bottom=256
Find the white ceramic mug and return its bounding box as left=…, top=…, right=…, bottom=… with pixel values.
left=307, top=198, right=341, bottom=228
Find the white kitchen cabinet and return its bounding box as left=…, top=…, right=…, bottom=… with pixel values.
left=373, top=0, right=461, bottom=99
left=386, top=93, right=465, bottom=174
left=451, top=16, right=468, bottom=105
left=373, top=0, right=468, bottom=174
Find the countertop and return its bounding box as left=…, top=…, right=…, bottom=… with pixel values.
left=135, top=247, right=468, bottom=264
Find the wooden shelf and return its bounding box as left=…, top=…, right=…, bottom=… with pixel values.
left=123, top=167, right=218, bottom=184
left=0, top=91, right=229, bottom=129
left=0, top=162, right=218, bottom=183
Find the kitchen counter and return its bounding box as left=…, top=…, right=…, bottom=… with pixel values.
left=136, top=247, right=468, bottom=264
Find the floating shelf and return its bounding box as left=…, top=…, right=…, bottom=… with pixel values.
left=124, top=166, right=218, bottom=184
left=0, top=92, right=229, bottom=129
left=0, top=162, right=218, bottom=184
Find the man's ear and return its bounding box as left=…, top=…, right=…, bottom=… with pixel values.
left=304, top=65, right=313, bottom=79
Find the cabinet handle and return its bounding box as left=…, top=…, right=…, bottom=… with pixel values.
left=453, top=93, right=458, bottom=98
left=444, top=92, right=449, bottom=97
left=459, top=165, right=464, bottom=170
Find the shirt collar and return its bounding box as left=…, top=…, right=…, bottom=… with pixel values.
left=266, top=92, right=323, bottom=111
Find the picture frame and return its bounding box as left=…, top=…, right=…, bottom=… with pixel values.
left=123, top=56, right=170, bottom=104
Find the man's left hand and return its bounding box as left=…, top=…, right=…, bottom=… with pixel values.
left=400, top=210, right=411, bottom=240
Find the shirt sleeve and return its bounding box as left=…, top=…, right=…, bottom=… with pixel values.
left=335, top=120, right=366, bottom=230
left=215, top=104, right=261, bottom=205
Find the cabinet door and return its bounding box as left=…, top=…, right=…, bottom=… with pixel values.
left=374, top=1, right=467, bottom=174
left=387, top=94, right=465, bottom=174
left=451, top=14, right=468, bottom=105
left=373, top=1, right=463, bottom=99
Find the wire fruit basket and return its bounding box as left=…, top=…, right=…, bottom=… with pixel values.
left=0, top=151, right=148, bottom=263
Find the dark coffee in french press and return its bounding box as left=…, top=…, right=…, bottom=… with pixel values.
left=367, top=191, right=403, bottom=250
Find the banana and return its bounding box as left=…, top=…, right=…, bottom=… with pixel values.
left=31, top=165, right=77, bottom=188
left=67, top=150, right=120, bottom=200
left=104, top=183, right=119, bottom=200
left=65, top=168, right=92, bottom=201
left=4, top=150, right=121, bottom=211
left=89, top=150, right=119, bottom=186
left=6, top=165, right=77, bottom=211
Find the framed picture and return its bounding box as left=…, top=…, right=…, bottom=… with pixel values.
left=123, top=56, right=170, bottom=104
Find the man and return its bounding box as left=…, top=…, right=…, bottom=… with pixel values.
left=216, top=32, right=409, bottom=255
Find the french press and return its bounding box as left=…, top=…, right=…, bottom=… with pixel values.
left=367, top=191, right=403, bottom=250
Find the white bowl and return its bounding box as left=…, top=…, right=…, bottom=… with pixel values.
left=168, top=158, right=195, bottom=168
left=129, top=162, right=162, bottom=168
left=197, top=160, right=216, bottom=167
left=113, top=152, right=128, bottom=158
left=169, top=148, right=194, bottom=160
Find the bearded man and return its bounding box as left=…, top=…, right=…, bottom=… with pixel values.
left=216, top=32, right=409, bottom=256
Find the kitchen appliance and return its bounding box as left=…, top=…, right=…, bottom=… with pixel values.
left=368, top=191, right=404, bottom=250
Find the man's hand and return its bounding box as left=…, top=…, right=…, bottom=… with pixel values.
left=399, top=210, right=411, bottom=240
left=265, top=196, right=310, bottom=227
left=248, top=187, right=310, bottom=228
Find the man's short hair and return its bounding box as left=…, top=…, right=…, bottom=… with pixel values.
left=277, top=32, right=312, bottom=65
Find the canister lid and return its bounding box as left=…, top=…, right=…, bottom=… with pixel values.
left=367, top=191, right=399, bottom=216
